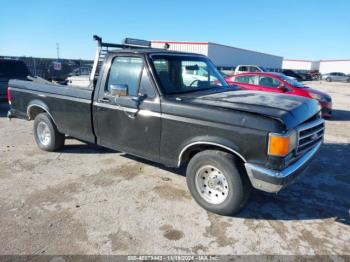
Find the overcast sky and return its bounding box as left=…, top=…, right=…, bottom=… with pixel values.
left=1, top=0, right=349, bottom=60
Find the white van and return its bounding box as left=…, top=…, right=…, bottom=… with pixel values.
left=234, top=65, right=265, bottom=75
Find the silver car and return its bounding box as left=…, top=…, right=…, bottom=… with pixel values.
left=322, top=72, right=350, bottom=82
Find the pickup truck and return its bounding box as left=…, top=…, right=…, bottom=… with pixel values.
left=7, top=36, right=324, bottom=216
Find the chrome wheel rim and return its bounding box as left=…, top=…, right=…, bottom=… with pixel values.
left=195, top=165, right=229, bottom=205
left=37, top=122, right=51, bottom=146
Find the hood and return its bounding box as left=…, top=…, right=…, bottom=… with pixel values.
left=305, top=87, right=330, bottom=98
left=181, top=90, right=320, bottom=129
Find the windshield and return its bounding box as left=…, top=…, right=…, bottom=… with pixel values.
left=259, top=67, right=269, bottom=72
left=150, top=55, right=228, bottom=94
left=279, top=74, right=306, bottom=88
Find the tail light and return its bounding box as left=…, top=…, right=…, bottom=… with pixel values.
left=7, top=87, right=11, bottom=105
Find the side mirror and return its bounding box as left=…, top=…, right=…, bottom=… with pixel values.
left=277, top=85, right=288, bottom=92
left=110, top=84, right=128, bottom=97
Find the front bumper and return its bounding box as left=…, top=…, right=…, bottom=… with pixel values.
left=244, top=142, right=322, bottom=193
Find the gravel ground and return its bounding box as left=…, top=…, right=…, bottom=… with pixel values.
left=0, top=81, right=349, bottom=255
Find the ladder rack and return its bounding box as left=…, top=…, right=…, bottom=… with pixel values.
left=89, top=35, right=153, bottom=83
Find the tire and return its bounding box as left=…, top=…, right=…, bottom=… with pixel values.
left=326, top=77, right=332, bottom=82
left=33, top=113, right=65, bottom=151
left=186, top=150, right=251, bottom=216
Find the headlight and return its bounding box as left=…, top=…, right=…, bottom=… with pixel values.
left=309, top=93, right=326, bottom=102
left=268, top=130, right=297, bottom=157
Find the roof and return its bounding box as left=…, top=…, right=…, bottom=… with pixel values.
left=285, top=58, right=350, bottom=62
left=319, top=59, right=350, bottom=62
left=108, top=48, right=206, bottom=56
left=283, top=59, right=314, bottom=62
left=152, top=40, right=283, bottom=58
left=230, top=72, right=283, bottom=78
left=152, top=40, right=208, bottom=45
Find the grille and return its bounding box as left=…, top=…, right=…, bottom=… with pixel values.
left=296, top=118, right=324, bottom=155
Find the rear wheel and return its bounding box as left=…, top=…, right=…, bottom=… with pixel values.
left=186, top=150, right=251, bottom=216
left=34, top=113, right=65, bottom=151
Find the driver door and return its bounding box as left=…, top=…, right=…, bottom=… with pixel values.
left=94, top=55, right=161, bottom=161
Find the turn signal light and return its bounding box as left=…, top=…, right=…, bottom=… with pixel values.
left=268, top=131, right=297, bottom=157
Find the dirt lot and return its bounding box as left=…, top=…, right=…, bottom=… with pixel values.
left=0, top=81, right=349, bottom=255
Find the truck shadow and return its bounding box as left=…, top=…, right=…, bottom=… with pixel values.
left=121, top=154, right=186, bottom=176
left=60, top=142, right=350, bottom=225
left=238, top=143, right=350, bottom=226
left=121, top=143, right=350, bottom=225
left=60, top=143, right=115, bottom=154
left=329, top=109, right=350, bottom=121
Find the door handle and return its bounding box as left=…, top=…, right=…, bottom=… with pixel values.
left=98, top=97, right=110, bottom=103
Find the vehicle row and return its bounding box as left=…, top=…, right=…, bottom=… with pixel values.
left=224, top=72, right=333, bottom=118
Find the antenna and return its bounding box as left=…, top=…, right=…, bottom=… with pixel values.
left=56, top=43, right=60, bottom=59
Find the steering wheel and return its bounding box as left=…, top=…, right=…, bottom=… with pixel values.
left=189, top=79, right=200, bottom=87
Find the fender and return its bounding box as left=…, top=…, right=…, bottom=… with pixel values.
left=177, top=135, right=246, bottom=167
left=26, top=100, right=57, bottom=126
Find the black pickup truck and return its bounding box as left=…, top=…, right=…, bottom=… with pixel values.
left=7, top=36, right=324, bottom=215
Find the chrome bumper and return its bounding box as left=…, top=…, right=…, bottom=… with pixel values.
left=245, top=142, right=322, bottom=193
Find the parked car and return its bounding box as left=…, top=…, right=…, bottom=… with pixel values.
left=296, top=70, right=313, bottom=81
left=69, top=65, right=92, bottom=77
left=322, top=72, right=350, bottom=82
left=66, top=75, right=91, bottom=88
left=225, top=72, right=332, bottom=118
left=66, top=65, right=93, bottom=87
left=0, top=59, right=30, bottom=101
left=282, top=69, right=305, bottom=82
left=234, top=65, right=266, bottom=75
left=310, top=70, right=322, bottom=80
left=7, top=36, right=324, bottom=216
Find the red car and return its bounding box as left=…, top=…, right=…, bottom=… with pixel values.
left=225, top=72, right=332, bottom=118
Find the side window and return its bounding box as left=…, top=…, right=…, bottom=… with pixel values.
left=259, top=76, right=281, bottom=88
left=250, top=67, right=260, bottom=72
left=139, top=68, right=156, bottom=98
left=239, top=66, right=248, bottom=72
left=235, top=75, right=258, bottom=85
left=234, top=75, right=249, bottom=83
left=106, top=56, right=144, bottom=96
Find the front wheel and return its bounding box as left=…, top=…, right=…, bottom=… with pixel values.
left=34, top=113, right=65, bottom=151
left=186, top=150, right=251, bottom=216
left=326, top=77, right=332, bottom=82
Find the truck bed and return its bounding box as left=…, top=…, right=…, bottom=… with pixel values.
left=9, top=79, right=95, bottom=143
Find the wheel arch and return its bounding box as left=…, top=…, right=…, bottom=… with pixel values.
left=27, top=100, right=57, bottom=126
left=177, top=140, right=247, bottom=167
